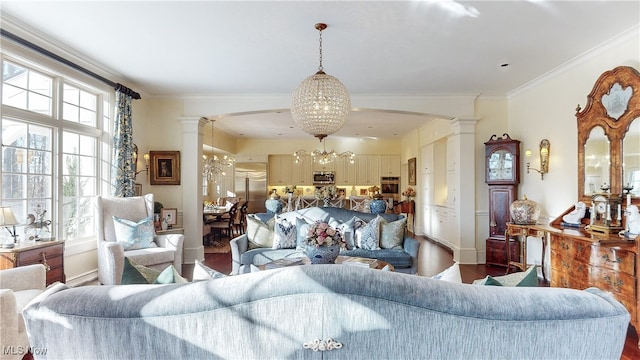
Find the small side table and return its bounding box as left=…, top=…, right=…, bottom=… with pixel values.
left=156, top=227, right=184, bottom=235
left=505, top=223, right=548, bottom=281
left=398, top=200, right=415, bottom=234
left=0, top=239, right=65, bottom=285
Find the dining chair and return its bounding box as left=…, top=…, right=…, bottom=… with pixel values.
left=349, top=196, right=371, bottom=212
left=209, top=202, right=239, bottom=242
left=233, top=201, right=249, bottom=235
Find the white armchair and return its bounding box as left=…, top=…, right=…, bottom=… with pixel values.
left=0, top=264, right=46, bottom=360
left=96, top=194, right=184, bottom=285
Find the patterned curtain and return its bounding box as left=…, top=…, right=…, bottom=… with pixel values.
left=112, top=90, right=135, bottom=197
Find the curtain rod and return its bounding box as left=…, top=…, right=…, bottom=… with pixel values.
left=1, top=29, right=141, bottom=100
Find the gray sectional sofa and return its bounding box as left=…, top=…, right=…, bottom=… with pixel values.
left=23, top=265, right=629, bottom=359
left=230, top=206, right=419, bottom=274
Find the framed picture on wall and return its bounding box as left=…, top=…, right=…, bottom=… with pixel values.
left=150, top=151, right=181, bottom=185
left=408, top=157, right=417, bottom=185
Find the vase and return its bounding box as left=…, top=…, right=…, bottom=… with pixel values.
left=265, top=197, right=283, bottom=214
left=305, top=244, right=341, bottom=264
left=369, top=198, right=387, bottom=214
left=287, top=193, right=293, bottom=212
left=510, top=195, right=541, bottom=225
left=323, top=197, right=330, bottom=207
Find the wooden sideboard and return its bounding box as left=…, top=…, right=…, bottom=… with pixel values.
left=547, top=222, right=639, bottom=333
left=0, top=239, right=65, bottom=285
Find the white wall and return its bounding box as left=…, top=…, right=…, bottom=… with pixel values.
left=507, top=29, right=640, bottom=275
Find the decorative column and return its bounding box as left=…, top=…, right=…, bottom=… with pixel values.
left=449, top=117, right=478, bottom=264
left=179, top=117, right=209, bottom=265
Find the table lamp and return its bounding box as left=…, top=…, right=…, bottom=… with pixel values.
left=0, top=206, right=19, bottom=247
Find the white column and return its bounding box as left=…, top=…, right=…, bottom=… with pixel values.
left=450, top=117, right=479, bottom=264
left=178, top=116, right=208, bottom=265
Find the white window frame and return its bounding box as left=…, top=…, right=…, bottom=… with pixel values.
left=1, top=44, right=113, bottom=256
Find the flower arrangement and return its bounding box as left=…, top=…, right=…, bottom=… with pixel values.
left=203, top=200, right=215, bottom=210
left=305, top=221, right=345, bottom=248
left=283, top=185, right=297, bottom=194
left=402, top=186, right=416, bottom=197
left=315, top=185, right=337, bottom=200
left=368, top=185, right=380, bottom=194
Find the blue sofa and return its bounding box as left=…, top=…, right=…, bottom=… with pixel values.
left=23, top=265, right=629, bottom=359
left=230, top=207, right=419, bottom=274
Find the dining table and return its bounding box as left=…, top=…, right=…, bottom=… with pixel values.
left=203, top=207, right=229, bottom=222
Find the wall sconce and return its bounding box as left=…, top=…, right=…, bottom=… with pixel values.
left=132, top=144, right=150, bottom=179
left=526, top=139, right=550, bottom=180
left=135, top=153, right=150, bottom=177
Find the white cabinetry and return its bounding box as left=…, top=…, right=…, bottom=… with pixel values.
left=335, top=157, right=356, bottom=186
left=380, top=155, right=401, bottom=177
left=356, top=155, right=380, bottom=185
left=291, top=157, right=312, bottom=185
left=268, top=155, right=291, bottom=185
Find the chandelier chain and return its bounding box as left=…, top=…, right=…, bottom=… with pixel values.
left=318, top=26, right=323, bottom=72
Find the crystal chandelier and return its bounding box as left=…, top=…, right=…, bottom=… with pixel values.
left=291, top=23, right=351, bottom=141
left=294, top=140, right=355, bottom=168
left=202, top=119, right=235, bottom=181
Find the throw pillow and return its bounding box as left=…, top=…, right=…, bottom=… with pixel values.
left=121, top=257, right=187, bottom=285
left=112, top=215, right=157, bottom=250
left=246, top=214, right=275, bottom=249
left=121, top=257, right=153, bottom=284
left=355, top=216, right=381, bottom=250
left=379, top=216, right=406, bottom=249
left=473, top=266, right=538, bottom=287
left=336, top=216, right=367, bottom=250
left=192, top=260, right=228, bottom=281
left=296, top=217, right=312, bottom=249
left=273, top=216, right=297, bottom=249
left=154, top=265, right=189, bottom=284
left=431, top=263, right=462, bottom=283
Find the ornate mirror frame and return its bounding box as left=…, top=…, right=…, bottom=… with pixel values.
left=577, top=66, right=640, bottom=203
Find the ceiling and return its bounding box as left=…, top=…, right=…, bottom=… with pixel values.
left=2, top=1, right=639, bottom=140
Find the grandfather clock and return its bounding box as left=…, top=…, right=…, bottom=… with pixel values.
left=484, top=134, right=521, bottom=267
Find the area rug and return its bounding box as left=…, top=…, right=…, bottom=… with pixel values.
left=204, top=241, right=231, bottom=254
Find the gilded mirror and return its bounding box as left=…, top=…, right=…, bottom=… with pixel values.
left=576, top=66, right=640, bottom=204
left=583, top=126, right=609, bottom=195
left=623, top=118, right=640, bottom=196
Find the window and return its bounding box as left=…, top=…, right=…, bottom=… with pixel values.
left=2, top=61, right=52, bottom=116
left=1, top=57, right=110, bottom=248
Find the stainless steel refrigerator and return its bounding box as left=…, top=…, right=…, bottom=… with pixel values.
left=234, top=162, right=267, bottom=214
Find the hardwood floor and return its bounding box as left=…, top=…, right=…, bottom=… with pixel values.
left=203, top=235, right=640, bottom=359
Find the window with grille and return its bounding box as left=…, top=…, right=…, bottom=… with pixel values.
left=1, top=58, right=110, bottom=248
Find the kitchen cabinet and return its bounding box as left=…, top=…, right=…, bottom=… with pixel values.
left=356, top=155, right=380, bottom=186
left=379, top=155, right=400, bottom=177
left=291, top=156, right=312, bottom=185
left=268, top=155, right=291, bottom=185
left=335, top=156, right=356, bottom=185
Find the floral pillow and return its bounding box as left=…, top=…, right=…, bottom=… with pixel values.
left=355, top=216, right=381, bottom=250
left=273, top=216, right=297, bottom=249
left=332, top=216, right=366, bottom=250
left=112, top=215, right=157, bottom=250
